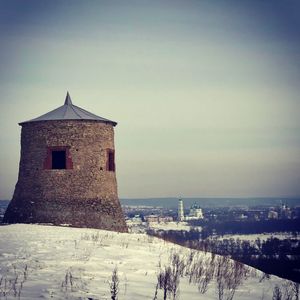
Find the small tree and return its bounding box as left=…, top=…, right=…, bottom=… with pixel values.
left=272, top=285, right=282, bottom=300
left=282, top=282, right=294, bottom=300
left=215, top=256, right=228, bottom=300
left=170, top=253, right=184, bottom=300
left=157, top=252, right=186, bottom=300
left=110, top=266, right=119, bottom=300
left=293, top=282, right=300, bottom=300
left=158, top=266, right=172, bottom=300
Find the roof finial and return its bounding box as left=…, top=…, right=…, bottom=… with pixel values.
left=64, top=92, right=72, bottom=105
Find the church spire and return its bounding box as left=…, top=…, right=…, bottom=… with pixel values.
left=64, top=92, right=72, bottom=105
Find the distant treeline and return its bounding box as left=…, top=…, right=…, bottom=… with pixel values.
left=148, top=229, right=300, bottom=283
left=190, top=219, right=300, bottom=237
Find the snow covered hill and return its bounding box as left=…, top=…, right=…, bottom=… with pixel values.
left=0, top=224, right=295, bottom=299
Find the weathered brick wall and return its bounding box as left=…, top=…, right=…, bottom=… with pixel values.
left=4, top=120, right=128, bottom=232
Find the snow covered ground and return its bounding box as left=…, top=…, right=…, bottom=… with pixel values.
left=0, top=224, right=294, bottom=300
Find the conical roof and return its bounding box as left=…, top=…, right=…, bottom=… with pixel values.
left=19, top=92, right=117, bottom=126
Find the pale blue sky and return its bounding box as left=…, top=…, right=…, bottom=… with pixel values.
left=0, top=0, right=300, bottom=198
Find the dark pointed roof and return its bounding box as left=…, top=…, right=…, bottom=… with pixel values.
left=64, top=92, right=72, bottom=105
left=20, top=93, right=117, bottom=126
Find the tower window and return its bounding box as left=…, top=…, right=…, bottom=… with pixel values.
left=52, top=150, right=66, bottom=169
left=44, top=146, right=73, bottom=170
left=106, top=149, right=115, bottom=172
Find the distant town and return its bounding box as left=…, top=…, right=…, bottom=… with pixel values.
left=122, top=198, right=300, bottom=234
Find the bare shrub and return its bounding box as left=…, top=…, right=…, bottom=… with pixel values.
left=61, top=269, right=74, bottom=292
left=155, top=249, right=250, bottom=300
left=169, top=253, right=184, bottom=299
left=184, top=251, right=215, bottom=295
left=0, top=264, right=28, bottom=299
left=215, top=256, right=229, bottom=300
left=61, top=267, right=88, bottom=296
left=158, top=266, right=172, bottom=300
left=214, top=255, right=249, bottom=300
left=185, top=252, right=199, bottom=284
left=186, top=254, right=213, bottom=294
left=293, top=282, right=300, bottom=300
left=109, top=266, right=119, bottom=300
left=282, top=281, right=294, bottom=300
left=259, top=272, right=270, bottom=283
left=156, top=252, right=186, bottom=300
left=272, top=285, right=282, bottom=300
left=80, top=232, right=103, bottom=246
left=187, top=251, right=195, bottom=268
left=224, top=260, right=249, bottom=300
left=198, top=260, right=214, bottom=294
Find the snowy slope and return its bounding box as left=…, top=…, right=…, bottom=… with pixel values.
left=0, top=224, right=293, bottom=300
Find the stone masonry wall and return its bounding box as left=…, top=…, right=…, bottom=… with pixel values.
left=3, top=120, right=128, bottom=232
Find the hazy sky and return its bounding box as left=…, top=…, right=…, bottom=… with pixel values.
left=0, top=0, right=300, bottom=199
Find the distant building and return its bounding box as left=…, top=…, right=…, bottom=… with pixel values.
left=158, top=216, right=173, bottom=223
left=178, top=199, right=204, bottom=221
left=185, top=203, right=204, bottom=220
left=268, top=210, right=279, bottom=219
left=280, top=204, right=292, bottom=219
left=236, top=213, right=248, bottom=220
left=144, top=215, right=173, bottom=224
left=131, top=215, right=143, bottom=224
left=178, top=199, right=184, bottom=221
left=145, top=215, right=159, bottom=223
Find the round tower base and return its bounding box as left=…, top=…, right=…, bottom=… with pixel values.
left=3, top=197, right=128, bottom=232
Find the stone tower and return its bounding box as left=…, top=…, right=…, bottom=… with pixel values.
left=3, top=93, right=127, bottom=232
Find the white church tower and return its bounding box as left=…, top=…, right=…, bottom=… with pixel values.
left=178, top=198, right=184, bottom=221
